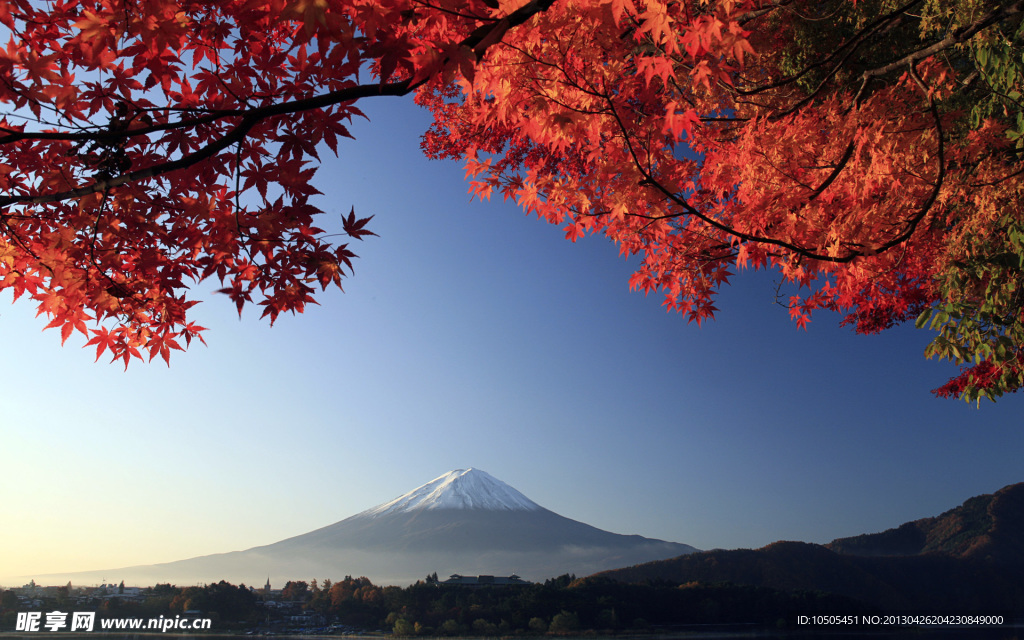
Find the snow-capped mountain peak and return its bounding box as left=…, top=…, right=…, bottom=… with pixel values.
left=360, top=468, right=542, bottom=516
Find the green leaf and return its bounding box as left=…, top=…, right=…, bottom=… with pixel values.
left=915, top=308, right=933, bottom=329
left=977, top=46, right=989, bottom=67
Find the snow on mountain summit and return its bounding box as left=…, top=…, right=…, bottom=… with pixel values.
left=361, top=468, right=542, bottom=516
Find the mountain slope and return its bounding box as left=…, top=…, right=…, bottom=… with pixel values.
left=39, top=468, right=697, bottom=586
left=826, top=482, right=1024, bottom=564
left=597, top=483, right=1024, bottom=613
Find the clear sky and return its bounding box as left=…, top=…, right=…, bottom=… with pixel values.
left=1, top=96, right=1022, bottom=585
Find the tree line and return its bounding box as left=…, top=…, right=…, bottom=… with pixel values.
left=0, top=574, right=875, bottom=634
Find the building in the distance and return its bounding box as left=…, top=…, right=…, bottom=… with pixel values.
left=441, top=574, right=530, bottom=587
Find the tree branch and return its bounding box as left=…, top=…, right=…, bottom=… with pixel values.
left=604, top=88, right=944, bottom=265
left=0, top=0, right=559, bottom=207
left=857, top=0, right=1024, bottom=88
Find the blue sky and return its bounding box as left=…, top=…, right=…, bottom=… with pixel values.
left=1, top=96, right=1022, bottom=584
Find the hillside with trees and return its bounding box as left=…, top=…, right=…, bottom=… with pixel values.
left=597, top=483, right=1024, bottom=613
left=827, top=482, right=1024, bottom=562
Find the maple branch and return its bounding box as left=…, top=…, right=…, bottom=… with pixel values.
left=737, top=0, right=798, bottom=25
left=0, top=0, right=559, bottom=210
left=412, top=0, right=493, bottom=23
left=605, top=85, right=944, bottom=265
left=604, top=94, right=837, bottom=260
left=0, top=5, right=554, bottom=149
left=86, top=189, right=135, bottom=300
left=0, top=216, right=43, bottom=266
left=971, top=164, right=1024, bottom=188
left=857, top=0, right=1024, bottom=86
left=807, top=141, right=855, bottom=202
left=0, top=113, right=259, bottom=208
left=736, top=0, right=925, bottom=98
left=232, top=139, right=256, bottom=264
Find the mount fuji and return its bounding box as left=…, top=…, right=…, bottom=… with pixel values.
left=44, top=468, right=698, bottom=585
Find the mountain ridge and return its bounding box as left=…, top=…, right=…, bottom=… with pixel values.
left=596, top=482, right=1024, bottom=613
left=825, top=481, right=1024, bottom=564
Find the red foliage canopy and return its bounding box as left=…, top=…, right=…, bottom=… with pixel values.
left=0, top=0, right=1021, bottom=400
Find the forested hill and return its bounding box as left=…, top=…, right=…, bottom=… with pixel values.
left=595, top=483, right=1024, bottom=613
left=826, top=482, right=1024, bottom=563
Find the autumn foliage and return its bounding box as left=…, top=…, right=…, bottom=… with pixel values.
left=0, top=0, right=1021, bottom=400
